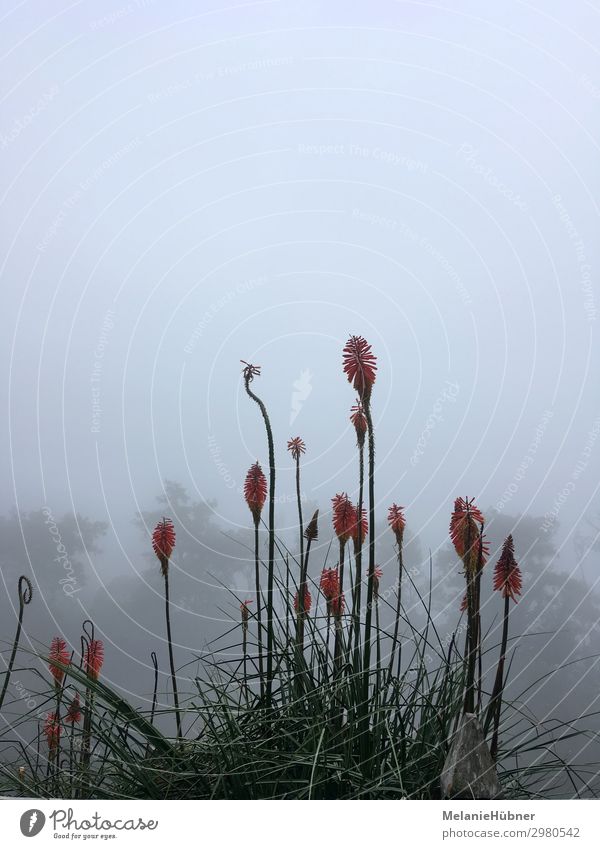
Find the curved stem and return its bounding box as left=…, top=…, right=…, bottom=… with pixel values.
left=150, top=651, right=159, bottom=727
left=0, top=576, right=33, bottom=711
left=244, top=377, right=276, bottom=701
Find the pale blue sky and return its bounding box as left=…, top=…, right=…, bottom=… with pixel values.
left=1, top=0, right=599, bottom=578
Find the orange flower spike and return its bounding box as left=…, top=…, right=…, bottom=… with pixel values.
left=449, top=497, right=489, bottom=572
left=48, top=636, right=69, bottom=686
left=387, top=504, right=406, bottom=546
left=320, top=567, right=344, bottom=618
left=352, top=506, right=368, bottom=549
left=240, top=599, right=253, bottom=634
left=343, top=335, right=377, bottom=401
left=152, top=517, right=176, bottom=576
left=350, top=400, right=367, bottom=447
left=304, top=509, right=319, bottom=541
left=493, top=535, right=522, bottom=602
left=84, top=639, right=104, bottom=681
left=332, top=493, right=357, bottom=545
left=66, top=693, right=82, bottom=724
left=287, top=437, right=306, bottom=461
left=293, top=586, right=312, bottom=615
left=244, top=462, right=268, bottom=527
left=44, top=712, right=60, bottom=749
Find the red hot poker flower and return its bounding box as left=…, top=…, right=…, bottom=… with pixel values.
left=44, top=712, right=60, bottom=750
left=241, top=361, right=261, bottom=383
left=66, top=693, right=82, bottom=724
left=294, top=586, right=312, bottom=615
left=287, top=437, right=306, bottom=461
left=240, top=599, right=253, bottom=634
left=244, top=462, right=267, bottom=526
left=332, top=493, right=357, bottom=545
left=85, top=639, right=104, bottom=681
left=449, top=497, right=489, bottom=573
left=388, top=504, right=406, bottom=546
left=352, top=507, right=368, bottom=549
left=320, top=567, right=344, bottom=618
left=152, top=518, right=176, bottom=576
left=350, top=400, right=367, bottom=447
left=372, top=566, right=383, bottom=599
left=493, top=535, right=522, bottom=602
left=49, top=636, right=69, bottom=686
left=343, top=335, right=377, bottom=401
left=304, top=509, right=319, bottom=541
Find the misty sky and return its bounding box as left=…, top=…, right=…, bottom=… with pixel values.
left=1, top=1, right=599, bottom=588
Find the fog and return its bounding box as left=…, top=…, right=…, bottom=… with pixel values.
left=1, top=1, right=599, bottom=781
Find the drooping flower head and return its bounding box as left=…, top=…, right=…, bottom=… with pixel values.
left=44, top=712, right=60, bottom=750
left=241, top=360, right=261, bottom=384
left=84, top=639, right=104, bottom=681
left=294, top=586, right=312, bottom=616
left=449, top=497, right=489, bottom=573
left=350, top=400, right=367, bottom=447
left=152, top=517, right=176, bottom=576
left=388, top=504, right=406, bottom=547
left=304, top=509, right=319, bottom=542
left=48, top=636, right=69, bottom=686
left=240, top=599, right=253, bottom=635
left=332, top=493, right=358, bottom=545
left=343, top=335, right=377, bottom=401
left=287, top=437, right=306, bottom=462
left=493, top=535, right=522, bottom=602
left=320, top=567, right=344, bottom=618
left=244, top=462, right=267, bottom=526
left=66, top=693, right=82, bottom=724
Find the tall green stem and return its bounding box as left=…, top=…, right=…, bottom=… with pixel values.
left=164, top=570, right=182, bottom=738
left=254, top=523, right=265, bottom=698
left=243, top=375, right=276, bottom=701
left=362, top=399, right=376, bottom=706
left=351, top=444, right=364, bottom=672
left=388, top=541, right=404, bottom=683
left=487, top=594, right=511, bottom=760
